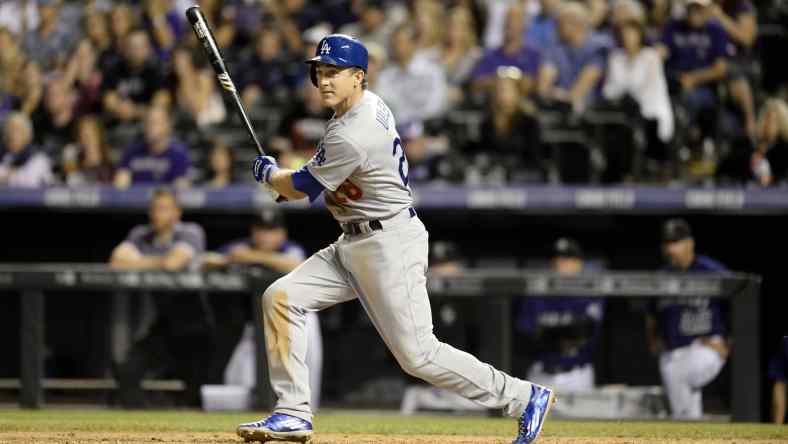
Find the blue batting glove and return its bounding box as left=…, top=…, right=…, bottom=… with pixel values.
left=252, top=155, right=279, bottom=184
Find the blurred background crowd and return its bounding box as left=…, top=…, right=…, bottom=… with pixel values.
left=1, top=0, right=788, bottom=190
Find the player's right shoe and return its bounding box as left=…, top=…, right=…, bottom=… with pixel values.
left=511, top=385, right=556, bottom=444
left=236, top=413, right=313, bottom=443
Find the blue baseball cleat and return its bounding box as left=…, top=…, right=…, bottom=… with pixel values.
left=237, top=413, right=313, bottom=443
left=512, top=385, right=556, bottom=444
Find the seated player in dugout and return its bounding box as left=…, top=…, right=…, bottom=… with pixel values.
left=110, top=187, right=204, bottom=271
left=203, top=209, right=323, bottom=409
left=203, top=209, right=305, bottom=273
left=515, top=238, right=604, bottom=393
left=647, top=218, right=729, bottom=419
left=109, top=187, right=218, bottom=408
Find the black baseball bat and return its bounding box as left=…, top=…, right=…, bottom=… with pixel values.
left=185, top=5, right=265, bottom=157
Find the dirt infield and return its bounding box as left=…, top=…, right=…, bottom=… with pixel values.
left=1, top=432, right=787, bottom=444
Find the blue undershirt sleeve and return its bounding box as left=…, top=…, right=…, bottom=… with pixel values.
left=292, top=166, right=325, bottom=203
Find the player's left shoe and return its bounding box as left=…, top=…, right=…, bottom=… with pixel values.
left=237, top=413, right=313, bottom=443
left=511, top=385, right=556, bottom=444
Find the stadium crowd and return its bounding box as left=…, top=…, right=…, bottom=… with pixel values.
left=0, top=0, right=787, bottom=188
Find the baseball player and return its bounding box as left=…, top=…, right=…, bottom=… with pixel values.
left=236, top=34, right=555, bottom=444
left=516, top=238, right=604, bottom=393
left=647, top=218, right=729, bottom=419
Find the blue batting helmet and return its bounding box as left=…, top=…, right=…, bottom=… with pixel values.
left=305, top=34, right=368, bottom=87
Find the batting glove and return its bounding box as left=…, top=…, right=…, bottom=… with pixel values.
left=252, top=155, right=279, bottom=185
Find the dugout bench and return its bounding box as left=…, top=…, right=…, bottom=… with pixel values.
left=0, top=265, right=761, bottom=421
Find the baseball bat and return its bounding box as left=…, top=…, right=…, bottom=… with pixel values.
left=185, top=5, right=265, bottom=157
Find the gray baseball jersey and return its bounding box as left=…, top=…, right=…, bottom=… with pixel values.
left=305, top=90, right=413, bottom=223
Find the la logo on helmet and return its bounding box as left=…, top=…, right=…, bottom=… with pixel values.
left=320, top=41, right=331, bottom=55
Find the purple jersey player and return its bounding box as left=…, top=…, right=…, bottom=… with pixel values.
left=516, top=238, right=604, bottom=394
left=647, top=218, right=729, bottom=419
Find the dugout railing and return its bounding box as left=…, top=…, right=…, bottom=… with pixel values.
left=0, top=265, right=761, bottom=421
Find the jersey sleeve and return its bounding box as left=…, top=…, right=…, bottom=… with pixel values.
left=174, top=224, right=206, bottom=255
left=124, top=225, right=149, bottom=251
left=305, top=128, right=366, bottom=192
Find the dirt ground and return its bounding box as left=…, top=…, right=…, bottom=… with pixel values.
left=0, top=432, right=786, bottom=444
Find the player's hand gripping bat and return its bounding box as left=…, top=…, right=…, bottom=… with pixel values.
left=185, top=5, right=285, bottom=201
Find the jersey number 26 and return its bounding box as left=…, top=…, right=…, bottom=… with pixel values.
left=392, top=137, right=409, bottom=187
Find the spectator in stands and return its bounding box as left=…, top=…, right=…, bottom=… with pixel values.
left=711, top=0, right=758, bottom=139
left=11, top=60, right=44, bottom=117
left=21, top=0, right=79, bottom=72
left=527, top=0, right=561, bottom=49
left=271, top=0, right=322, bottom=36
left=769, top=336, right=788, bottom=424
left=750, top=98, right=788, bottom=186
left=441, top=6, right=483, bottom=106
left=471, top=67, right=543, bottom=183
left=377, top=24, right=448, bottom=141
left=62, top=115, right=114, bottom=186
left=413, top=0, right=446, bottom=60
left=239, top=26, right=302, bottom=108
left=603, top=17, right=674, bottom=176
left=109, top=2, right=137, bottom=54
left=202, top=209, right=323, bottom=409
left=109, top=187, right=213, bottom=408
left=647, top=218, right=729, bottom=419
left=65, top=40, right=104, bottom=117
left=114, top=106, right=191, bottom=189
left=201, top=139, right=235, bottom=188
left=83, top=9, right=119, bottom=74
left=646, top=0, right=673, bottom=39
left=537, top=1, right=606, bottom=114
left=31, top=76, right=78, bottom=153
left=220, top=0, right=266, bottom=50
left=609, top=0, right=648, bottom=32
left=0, top=112, right=53, bottom=187
left=170, top=46, right=227, bottom=129
left=142, top=0, right=186, bottom=60
left=659, top=0, right=730, bottom=161
left=470, top=4, right=541, bottom=99
left=0, top=28, right=26, bottom=119
left=0, top=0, right=38, bottom=37
left=515, top=238, right=604, bottom=393
left=338, top=0, right=395, bottom=50
left=102, top=29, right=170, bottom=122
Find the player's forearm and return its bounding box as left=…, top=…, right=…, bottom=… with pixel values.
left=110, top=255, right=165, bottom=270
left=686, top=60, right=727, bottom=87
left=269, top=169, right=307, bottom=200
left=161, top=249, right=194, bottom=271
left=718, top=14, right=756, bottom=48
left=774, top=382, right=787, bottom=424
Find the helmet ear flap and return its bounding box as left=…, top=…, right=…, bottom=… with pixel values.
left=310, top=64, right=318, bottom=87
